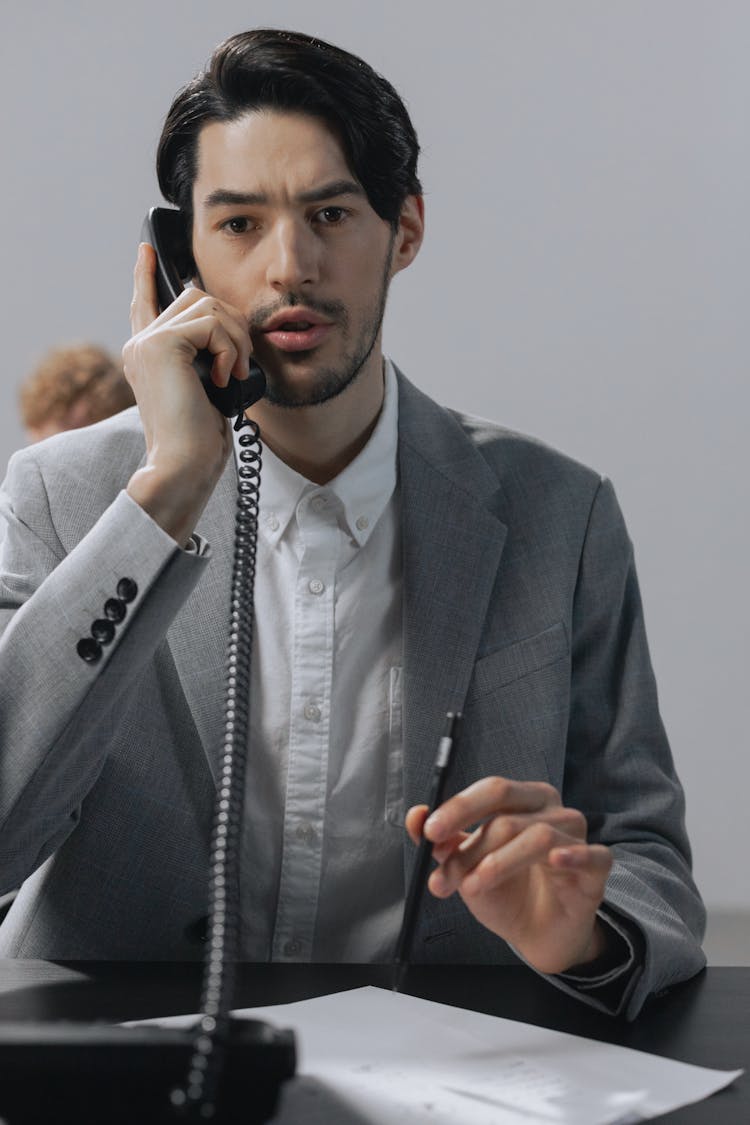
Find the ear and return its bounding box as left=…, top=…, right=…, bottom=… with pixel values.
left=390, top=194, right=424, bottom=277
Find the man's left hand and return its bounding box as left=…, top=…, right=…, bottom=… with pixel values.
left=405, top=777, right=613, bottom=974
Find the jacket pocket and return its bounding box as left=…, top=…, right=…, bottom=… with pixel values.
left=469, top=621, right=569, bottom=700
left=458, top=622, right=570, bottom=789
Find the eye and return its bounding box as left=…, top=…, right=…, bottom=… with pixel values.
left=315, top=206, right=347, bottom=225
left=221, top=216, right=254, bottom=235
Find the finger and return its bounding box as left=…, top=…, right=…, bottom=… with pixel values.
left=405, top=805, right=467, bottom=858
left=435, top=807, right=587, bottom=895
left=163, top=317, right=243, bottom=388
left=460, top=823, right=603, bottom=898
left=424, top=776, right=561, bottom=844
left=130, top=243, right=160, bottom=335
left=405, top=805, right=428, bottom=846
left=549, top=844, right=613, bottom=895
left=169, top=296, right=253, bottom=382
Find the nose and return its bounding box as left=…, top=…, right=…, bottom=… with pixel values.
left=265, top=218, right=319, bottom=292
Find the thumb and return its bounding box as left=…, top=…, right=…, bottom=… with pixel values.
left=405, top=804, right=430, bottom=846
left=129, top=242, right=161, bottom=335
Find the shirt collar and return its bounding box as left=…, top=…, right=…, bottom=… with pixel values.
left=328, top=357, right=399, bottom=546
left=237, top=358, right=399, bottom=550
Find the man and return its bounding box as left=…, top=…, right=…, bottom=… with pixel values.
left=0, top=29, right=704, bottom=1018
left=18, top=343, right=135, bottom=443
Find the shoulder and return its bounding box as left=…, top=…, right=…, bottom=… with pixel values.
left=21, top=405, right=144, bottom=469
left=450, top=407, right=602, bottom=493
left=3, top=408, right=145, bottom=545
left=8, top=407, right=145, bottom=486
left=395, top=368, right=604, bottom=509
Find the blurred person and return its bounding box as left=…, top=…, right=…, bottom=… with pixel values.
left=18, top=343, right=135, bottom=443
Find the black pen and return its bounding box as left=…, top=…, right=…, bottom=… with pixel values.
left=393, top=710, right=461, bottom=992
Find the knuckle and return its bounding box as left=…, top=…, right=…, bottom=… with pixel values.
left=196, top=295, right=221, bottom=317
left=531, top=821, right=556, bottom=850
left=475, top=851, right=499, bottom=883
left=490, top=815, right=518, bottom=846
left=552, top=805, right=586, bottom=834
left=122, top=335, right=142, bottom=365
left=567, top=808, right=587, bottom=836
left=485, top=776, right=511, bottom=805
left=538, top=782, right=561, bottom=806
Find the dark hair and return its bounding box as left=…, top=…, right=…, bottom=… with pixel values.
left=156, top=29, right=422, bottom=230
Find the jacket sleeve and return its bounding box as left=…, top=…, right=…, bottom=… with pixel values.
left=557, top=476, right=706, bottom=1018
left=0, top=446, right=211, bottom=892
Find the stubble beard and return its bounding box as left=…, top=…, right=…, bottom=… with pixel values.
left=256, top=241, right=394, bottom=410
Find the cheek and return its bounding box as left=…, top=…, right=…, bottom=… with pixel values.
left=340, top=251, right=387, bottom=302
left=197, top=251, right=257, bottom=306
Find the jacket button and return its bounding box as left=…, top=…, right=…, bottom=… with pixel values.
left=184, top=915, right=209, bottom=944
left=77, top=637, right=102, bottom=663
left=117, top=577, right=138, bottom=603
left=104, top=597, right=127, bottom=623
left=91, top=619, right=116, bottom=645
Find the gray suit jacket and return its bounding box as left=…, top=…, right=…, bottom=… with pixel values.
left=0, top=371, right=705, bottom=1018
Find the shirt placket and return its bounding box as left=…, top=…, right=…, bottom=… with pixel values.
left=271, top=491, right=337, bottom=960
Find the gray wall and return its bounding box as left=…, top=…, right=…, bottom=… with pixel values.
left=1, top=1, right=747, bottom=913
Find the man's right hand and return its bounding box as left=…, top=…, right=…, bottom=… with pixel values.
left=123, top=242, right=253, bottom=547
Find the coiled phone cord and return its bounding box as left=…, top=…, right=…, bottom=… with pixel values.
left=171, top=411, right=263, bottom=1119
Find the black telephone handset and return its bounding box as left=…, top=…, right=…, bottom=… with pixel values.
left=142, top=206, right=267, bottom=416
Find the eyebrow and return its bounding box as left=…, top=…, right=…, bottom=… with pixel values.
left=202, top=179, right=365, bottom=209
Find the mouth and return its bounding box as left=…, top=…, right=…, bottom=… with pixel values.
left=260, top=309, right=334, bottom=353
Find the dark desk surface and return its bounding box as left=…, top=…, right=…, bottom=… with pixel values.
left=0, top=961, right=746, bottom=1123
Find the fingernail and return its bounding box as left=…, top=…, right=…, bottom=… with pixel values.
left=554, top=848, right=578, bottom=866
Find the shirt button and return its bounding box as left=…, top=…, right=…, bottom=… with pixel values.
left=308, top=578, right=325, bottom=596
left=311, top=495, right=328, bottom=512
left=295, top=822, right=316, bottom=845
left=265, top=514, right=280, bottom=533
left=304, top=701, right=321, bottom=722
left=356, top=515, right=370, bottom=531
left=283, top=939, right=302, bottom=957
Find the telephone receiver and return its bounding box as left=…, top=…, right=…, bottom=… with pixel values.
left=141, top=207, right=267, bottom=417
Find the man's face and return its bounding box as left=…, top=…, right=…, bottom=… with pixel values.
left=191, top=111, right=407, bottom=408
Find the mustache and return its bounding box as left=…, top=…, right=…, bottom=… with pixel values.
left=249, top=294, right=347, bottom=332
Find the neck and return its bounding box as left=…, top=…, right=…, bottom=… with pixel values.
left=247, top=354, right=386, bottom=485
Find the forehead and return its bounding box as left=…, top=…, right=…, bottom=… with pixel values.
left=193, top=110, right=354, bottom=199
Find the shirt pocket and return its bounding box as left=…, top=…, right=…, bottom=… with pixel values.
left=385, top=665, right=404, bottom=826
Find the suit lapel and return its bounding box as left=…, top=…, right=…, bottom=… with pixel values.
left=397, top=373, right=508, bottom=819
left=166, top=453, right=238, bottom=783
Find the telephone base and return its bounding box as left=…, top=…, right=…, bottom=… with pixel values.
left=0, top=1017, right=296, bottom=1123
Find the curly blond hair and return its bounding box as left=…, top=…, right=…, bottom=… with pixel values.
left=19, top=343, right=135, bottom=441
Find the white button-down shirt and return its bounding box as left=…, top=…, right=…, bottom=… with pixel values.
left=235, top=360, right=404, bottom=961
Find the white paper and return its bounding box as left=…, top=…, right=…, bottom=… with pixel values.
left=129, top=985, right=742, bottom=1124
